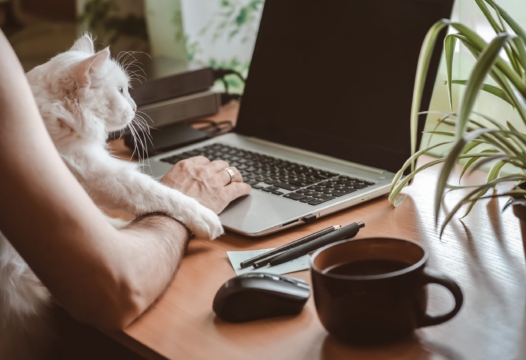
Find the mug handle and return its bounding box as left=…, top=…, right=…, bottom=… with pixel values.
left=418, top=268, right=464, bottom=327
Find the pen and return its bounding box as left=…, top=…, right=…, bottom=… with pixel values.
left=252, top=254, right=284, bottom=269
left=268, top=221, right=365, bottom=267
left=239, top=225, right=341, bottom=269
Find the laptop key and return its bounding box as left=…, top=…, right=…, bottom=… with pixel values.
left=274, top=182, right=300, bottom=191
left=300, top=197, right=315, bottom=203
left=284, top=192, right=305, bottom=200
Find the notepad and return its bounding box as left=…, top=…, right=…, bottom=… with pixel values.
left=227, top=248, right=310, bottom=276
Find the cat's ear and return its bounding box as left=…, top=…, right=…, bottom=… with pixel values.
left=70, top=34, right=94, bottom=54
left=73, top=47, right=110, bottom=87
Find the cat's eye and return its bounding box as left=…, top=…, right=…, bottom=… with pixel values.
left=118, top=87, right=124, bottom=94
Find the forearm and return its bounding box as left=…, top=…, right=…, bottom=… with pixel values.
left=114, top=215, right=191, bottom=326
left=53, top=215, right=190, bottom=330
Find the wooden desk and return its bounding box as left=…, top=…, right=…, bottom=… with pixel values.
left=105, top=153, right=526, bottom=360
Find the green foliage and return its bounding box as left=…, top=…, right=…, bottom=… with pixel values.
left=78, top=0, right=148, bottom=45
left=201, top=0, right=264, bottom=43
left=389, top=0, right=526, bottom=234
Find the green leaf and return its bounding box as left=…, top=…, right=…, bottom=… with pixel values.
left=455, top=34, right=516, bottom=140
left=461, top=141, right=483, bottom=155
left=445, top=35, right=458, bottom=111
left=390, top=158, right=447, bottom=206
left=451, top=80, right=513, bottom=106
left=485, top=0, right=526, bottom=45
left=440, top=174, right=526, bottom=235
left=408, top=19, right=452, bottom=174
left=434, top=128, right=500, bottom=223
left=423, top=130, right=455, bottom=137
left=469, top=154, right=510, bottom=174
left=459, top=149, right=499, bottom=182
left=487, top=160, right=506, bottom=183
left=510, top=37, right=526, bottom=74
left=389, top=141, right=451, bottom=197
left=475, top=0, right=504, bottom=34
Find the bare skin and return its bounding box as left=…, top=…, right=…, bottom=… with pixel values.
left=0, top=30, right=250, bottom=330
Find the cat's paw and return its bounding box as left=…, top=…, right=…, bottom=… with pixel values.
left=185, top=207, right=224, bottom=239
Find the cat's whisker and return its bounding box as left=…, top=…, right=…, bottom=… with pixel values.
left=127, top=122, right=140, bottom=161
left=133, top=117, right=153, bottom=149
left=136, top=110, right=154, bottom=126
left=130, top=118, right=151, bottom=165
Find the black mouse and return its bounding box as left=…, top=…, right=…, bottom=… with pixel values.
left=213, top=273, right=310, bottom=322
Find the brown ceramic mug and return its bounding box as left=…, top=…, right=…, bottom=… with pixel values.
left=310, top=237, right=463, bottom=343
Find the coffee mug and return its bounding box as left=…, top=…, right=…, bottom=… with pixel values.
left=310, top=237, right=463, bottom=343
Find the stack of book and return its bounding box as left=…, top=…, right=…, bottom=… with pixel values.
left=130, top=57, right=221, bottom=128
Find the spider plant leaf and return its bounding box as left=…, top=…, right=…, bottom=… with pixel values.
left=484, top=0, right=526, bottom=45
left=455, top=29, right=526, bottom=99
left=460, top=141, right=483, bottom=155
left=439, top=174, right=526, bottom=235
left=434, top=128, right=500, bottom=223
left=389, top=141, right=451, bottom=195
left=455, top=34, right=516, bottom=140
left=510, top=37, right=526, bottom=74
left=487, top=160, right=506, bottom=183
left=505, top=121, right=526, bottom=148
left=409, top=19, right=452, bottom=173
left=459, top=149, right=500, bottom=182
left=424, top=130, right=455, bottom=137
left=475, top=0, right=504, bottom=34
left=490, top=68, right=526, bottom=125
left=503, top=198, right=526, bottom=212
left=445, top=35, right=458, bottom=111
left=451, top=80, right=513, bottom=106
left=389, top=158, right=448, bottom=205
left=460, top=189, right=488, bottom=221
left=469, top=155, right=509, bottom=175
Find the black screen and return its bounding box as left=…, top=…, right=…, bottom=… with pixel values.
left=236, top=0, right=453, bottom=173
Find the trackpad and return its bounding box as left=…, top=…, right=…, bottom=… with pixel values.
left=219, top=191, right=309, bottom=236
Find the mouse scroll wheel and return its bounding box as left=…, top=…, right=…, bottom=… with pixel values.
left=246, top=273, right=265, bottom=278
left=263, top=274, right=280, bottom=281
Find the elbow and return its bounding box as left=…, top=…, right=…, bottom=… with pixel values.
left=68, top=275, right=148, bottom=332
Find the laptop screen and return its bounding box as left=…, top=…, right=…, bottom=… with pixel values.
left=236, top=0, right=454, bottom=173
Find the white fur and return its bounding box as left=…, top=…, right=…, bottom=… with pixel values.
left=0, top=33, right=223, bottom=358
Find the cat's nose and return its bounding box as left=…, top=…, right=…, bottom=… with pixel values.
left=133, top=106, right=137, bottom=112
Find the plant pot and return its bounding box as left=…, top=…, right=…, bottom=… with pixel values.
left=513, top=204, right=526, bottom=222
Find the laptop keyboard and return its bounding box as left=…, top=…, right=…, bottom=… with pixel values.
left=160, top=143, right=375, bottom=206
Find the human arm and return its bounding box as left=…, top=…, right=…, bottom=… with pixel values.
left=0, top=30, right=248, bottom=330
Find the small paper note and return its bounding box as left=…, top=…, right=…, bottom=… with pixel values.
left=227, top=248, right=310, bottom=276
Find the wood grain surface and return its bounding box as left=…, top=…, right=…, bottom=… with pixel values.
left=111, top=149, right=526, bottom=360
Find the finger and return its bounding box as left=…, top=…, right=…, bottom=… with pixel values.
left=208, top=159, right=230, bottom=172
left=219, top=166, right=243, bottom=186
left=187, top=156, right=211, bottom=165
left=224, top=182, right=251, bottom=202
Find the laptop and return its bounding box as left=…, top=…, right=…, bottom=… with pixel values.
left=146, top=0, right=454, bottom=236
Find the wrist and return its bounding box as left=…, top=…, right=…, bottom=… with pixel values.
left=131, top=212, right=192, bottom=239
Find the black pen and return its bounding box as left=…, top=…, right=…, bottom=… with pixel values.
left=239, top=225, right=341, bottom=269
left=268, top=221, right=365, bottom=267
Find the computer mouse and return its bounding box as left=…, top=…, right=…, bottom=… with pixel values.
left=213, top=273, right=310, bottom=322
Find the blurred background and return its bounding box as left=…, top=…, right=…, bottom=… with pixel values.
left=1, top=0, right=526, bottom=161
left=0, top=0, right=263, bottom=93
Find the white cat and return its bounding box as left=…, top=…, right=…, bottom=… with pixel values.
left=0, top=33, right=224, bottom=358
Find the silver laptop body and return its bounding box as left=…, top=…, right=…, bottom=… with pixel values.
left=146, top=133, right=394, bottom=236
left=144, top=0, right=453, bottom=237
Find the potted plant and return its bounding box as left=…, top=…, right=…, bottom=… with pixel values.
left=389, top=0, right=526, bottom=235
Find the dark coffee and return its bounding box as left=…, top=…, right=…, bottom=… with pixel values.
left=311, top=238, right=464, bottom=343
left=325, top=259, right=411, bottom=276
